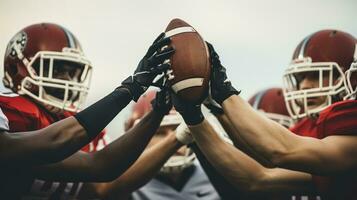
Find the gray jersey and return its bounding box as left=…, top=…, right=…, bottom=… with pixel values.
left=0, top=107, right=9, bottom=131
left=131, top=161, right=220, bottom=200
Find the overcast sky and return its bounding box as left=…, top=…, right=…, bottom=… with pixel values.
left=1, top=0, right=356, bottom=139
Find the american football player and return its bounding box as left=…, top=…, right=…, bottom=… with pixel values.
left=114, top=90, right=219, bottom=200
left=173, top=30, right=357, bottom=199
left=0, top=23, right=174, bottom=199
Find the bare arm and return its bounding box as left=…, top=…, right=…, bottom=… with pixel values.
left=0, top=87, right=133, bottom=166
left=0, top=117, right=88, bottom=165
left=33, top=110, right=165, bottom=182
left=189, top=119, right=313, bottom=196
left=215, top=113, right=273, bottom=167
left=222, top=95, right=357, bottom=174
left=85, top=133, right=182, bottom=199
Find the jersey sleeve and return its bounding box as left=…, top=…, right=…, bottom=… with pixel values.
left=0, top=107, right=9, bottom=131
left=319, top=100, right=357, bottom=137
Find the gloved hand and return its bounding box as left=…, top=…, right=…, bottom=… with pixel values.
left=175, top=122, right=194, bottom=145
left=122, top=33, right=175, bottom=101
left=171, top=93, right=204, bottom=126
left=203, top=90, right=224, bottom=115
left=206, top=42, right=240, bottom=104
left=151, top=88, right=172, bottom=115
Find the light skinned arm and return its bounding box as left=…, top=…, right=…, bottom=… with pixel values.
left=32, top=110, right=165, bottom=182
left=0, top=117, right=88, bottom=165
left=189, top=119, right=314, bottom=196
left=222, top=95, right=357, bottom=175
left=214, top=113, right=273, bottom=167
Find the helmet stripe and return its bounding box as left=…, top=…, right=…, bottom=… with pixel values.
left=298, top=34, right=313, bottom=59
left=252, top=89, right=267, bottom=109
left=61, top=26, right=76, bottom=48
left=354, top=43, right=357, bottom=61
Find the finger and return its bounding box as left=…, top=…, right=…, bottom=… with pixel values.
left=155, top=63, right=171, bottom=72
left=152, top=38, right=171, bottom=51
left=157, top=46, right=175, bottom=57
left=153, top=48, right=175, bottom=64
left=205, top=41, right=214, bottom=52
left=146, top=33, right=167, bottom=57
left=153, top=32, right=165, bottom=44
left=149, top=37, right=171, bottom=55
left=152, top=74, right=166, bottom=87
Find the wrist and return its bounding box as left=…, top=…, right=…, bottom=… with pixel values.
left=215, top=85, right=241, bottom=105
left=167, top=133, right=184, bottom=148
left=120, top=77, right=143, bottom=102
left=180, top=109, right=204, bottom=126
left=151, top=109, right=166, bottom=121
left=206, top=105, right=224, bottom=115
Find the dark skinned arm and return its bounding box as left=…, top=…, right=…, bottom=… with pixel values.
left=32, top=110, right=165, bottom=182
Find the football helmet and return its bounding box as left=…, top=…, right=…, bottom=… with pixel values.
left=125, top=90, right=195, bottom=174
left=3, top=23, right=92, bottom=112
left=248, top=88, right=294, bottom=127
left=283, top=30, right=357, bottom=119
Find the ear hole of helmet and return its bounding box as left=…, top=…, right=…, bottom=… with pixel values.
left=7, top=64, right=18, bottom=76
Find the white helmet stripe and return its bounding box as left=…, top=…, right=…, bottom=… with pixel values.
left=252, top=89, right=265, bottom=109
left=61, top=26, right=76, bottom=48
left=354, top=43, right=357, bottom=61
left=298, top=34, right=313, bottom=59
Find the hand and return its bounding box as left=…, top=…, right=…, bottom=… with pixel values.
left=175, top=122, right=194, bottom=145
left=171, top=93, right=204, bottom=125
left=203, top=90, right=224, bottom=115
left=151, top=88, right=172, bottom=115
left=122, top=33, right=175, bottom=101
left=206, top=42, right=240, bottom=104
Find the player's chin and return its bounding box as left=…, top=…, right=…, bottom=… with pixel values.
left=306, top=102, right=323, bottom=110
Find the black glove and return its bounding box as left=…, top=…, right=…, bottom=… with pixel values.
left=151, top=88, right=172, bottom=115
left=206, top=42, right=240, bottom=104
left=122, top=33, right=175, bottom=101
left=203, top=91, right=224, bottom=115
left=171, top=93, right=204, bottom=126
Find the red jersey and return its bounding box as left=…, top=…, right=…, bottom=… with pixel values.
left=0, top=93, right=108, bottom=199
left=290, top=100, right=357, bottom=199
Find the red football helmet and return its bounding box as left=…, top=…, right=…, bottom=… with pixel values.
left=125, top=89, right=195, bottom=173
left=248, top=88, right=294, bottom=127
left=3, top=23, right=92, bottom=112
left=283, top=30, right=357, bottom=119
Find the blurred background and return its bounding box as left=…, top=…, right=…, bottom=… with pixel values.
left=0, top=0, right=356, bottom=140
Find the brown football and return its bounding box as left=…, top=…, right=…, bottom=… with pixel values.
left=164, top=18, right=210, bottom=104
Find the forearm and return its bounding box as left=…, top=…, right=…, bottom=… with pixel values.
left=75, top=87, right=132, bottom=138
left=191, top=144, right=243, bottom=199
left=215, top=114, right=272, bottom=167
left=91, top=110, right=164, bottom=181
left=33, top=110, right=164, bottom=182
left=189, top=120, right=267, bottom=192
left=222, top=95, right=297, bottom=165
left=0, top=117, right=87, bottom=165
left=94, top=134, right=182, bottom=199
left=0, top=87, right=133, bottom=167
left=190, top=120, right=314, bottom=195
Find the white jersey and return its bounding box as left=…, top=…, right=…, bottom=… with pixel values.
left=131, top=161, right=220, bottom=200
left=0, top=107, right=9, bottom=131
